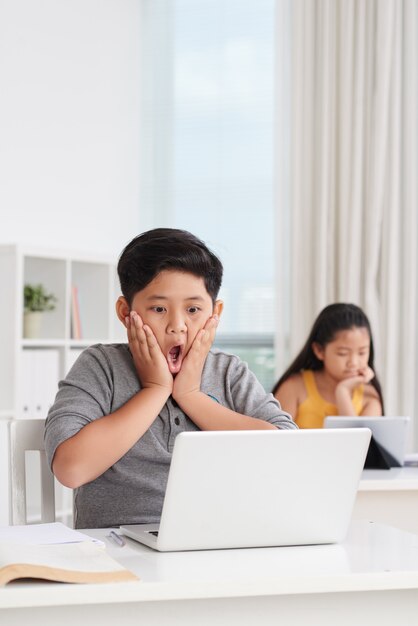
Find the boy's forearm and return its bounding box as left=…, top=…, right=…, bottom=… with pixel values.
left=52, top=387, right=170, bottom=489
left=175, top=391, right=277, bottom=431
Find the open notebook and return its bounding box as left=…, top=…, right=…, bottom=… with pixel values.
left=121, top=428, right=371, bottom=552
left=0, top=523, right=138, bottom=585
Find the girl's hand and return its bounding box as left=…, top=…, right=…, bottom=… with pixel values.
left=172, top=314, right=219, bottom=401
left=336, top=366, right=375, bottom=395
left=126, top=311, right=173, bottom=393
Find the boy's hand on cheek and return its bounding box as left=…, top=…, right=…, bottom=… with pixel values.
left=172, top=314, right=219, bottom=402
left=126, top=311, right=173, bottom=394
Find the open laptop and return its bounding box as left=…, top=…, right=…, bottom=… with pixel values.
left=120, top=428, right=371, bottom=552
left=324, top=416, right=410, bottom=469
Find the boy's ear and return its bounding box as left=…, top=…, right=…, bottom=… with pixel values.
left=213, top=299, right=224, bottom=318
left=312, top=342, right=324, bottom=361
left=116, top=296, right=130, bottom=326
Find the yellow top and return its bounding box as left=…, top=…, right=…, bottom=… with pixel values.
left=295, top=370, right=364, bottom=429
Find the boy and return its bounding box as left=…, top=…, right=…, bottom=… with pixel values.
left=45, top=229, right=296, bottom=528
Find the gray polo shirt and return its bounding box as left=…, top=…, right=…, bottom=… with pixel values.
left=45, top=344, right=296, bottom=528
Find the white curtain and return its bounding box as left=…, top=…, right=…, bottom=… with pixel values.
left=285, top=0, right=418, bottom=446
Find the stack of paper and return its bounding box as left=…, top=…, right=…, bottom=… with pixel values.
left=0, top=522, right=103, bottom=546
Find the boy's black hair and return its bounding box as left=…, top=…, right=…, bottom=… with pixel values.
left=117, top=228, right=223, bottom=305
left=272, top=302, right=384, bottom=412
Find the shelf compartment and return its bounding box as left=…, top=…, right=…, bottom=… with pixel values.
left=23, top=256, right=67, bottom=340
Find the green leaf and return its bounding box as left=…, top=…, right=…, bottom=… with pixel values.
left=23, top=283, right=57, bottom=312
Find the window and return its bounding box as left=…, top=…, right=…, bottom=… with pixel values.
left=140, top=0, right=290, bottom=391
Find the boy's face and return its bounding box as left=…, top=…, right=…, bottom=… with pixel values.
left=120, top=270, right=223, bottom=374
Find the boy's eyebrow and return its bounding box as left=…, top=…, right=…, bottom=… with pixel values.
left=146, top=295, right=206, bottom=301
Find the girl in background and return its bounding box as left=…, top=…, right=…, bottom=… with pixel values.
left=273, top=303, right=384, bottom=428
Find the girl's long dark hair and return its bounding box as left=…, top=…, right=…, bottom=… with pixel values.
left=273, top=303, right=384, bottom=412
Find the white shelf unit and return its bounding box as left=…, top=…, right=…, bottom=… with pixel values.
left=0, top=244, right=125, bottom=419
left=0, top=244, right=126, bottom=525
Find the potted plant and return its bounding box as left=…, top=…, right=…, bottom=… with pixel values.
left=23, top=283, right=57, bottom=338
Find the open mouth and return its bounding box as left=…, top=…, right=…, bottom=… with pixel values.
left=167, top=344, right=184, bottom=374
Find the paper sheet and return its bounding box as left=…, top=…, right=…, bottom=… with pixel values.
left=0, top=522, right=104, bottom=546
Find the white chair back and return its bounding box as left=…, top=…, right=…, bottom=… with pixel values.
left=9, top=419, right=55, bottom=525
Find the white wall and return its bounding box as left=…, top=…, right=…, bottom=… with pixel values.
left=0, top=0, right=141, bottom=257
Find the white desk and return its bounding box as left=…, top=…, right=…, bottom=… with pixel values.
left=2, top=521, right=418, bottom=626
left=353, top=467, right=418, bottom=534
